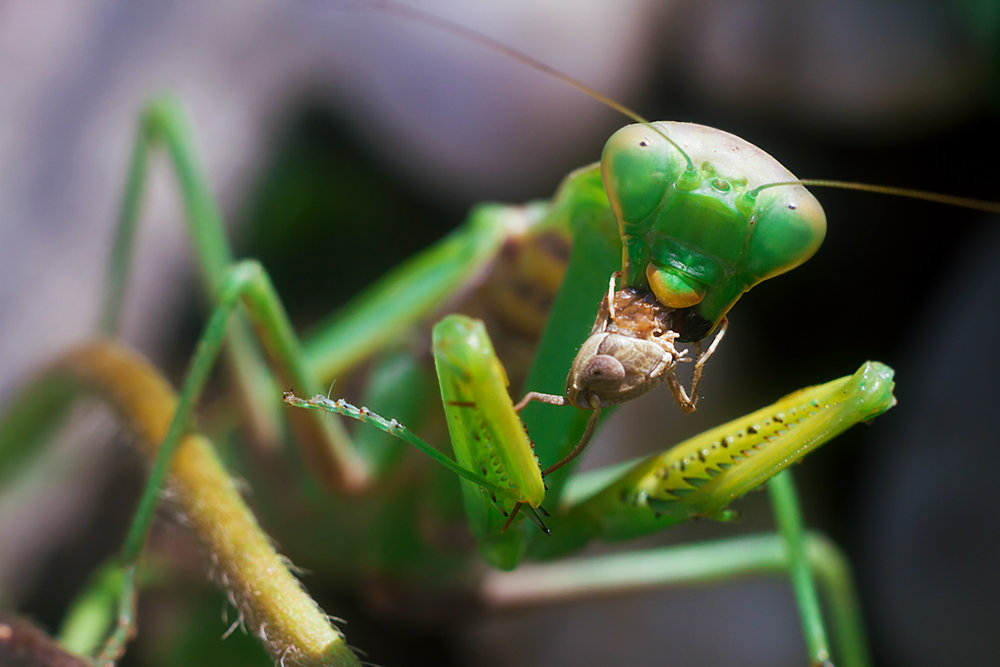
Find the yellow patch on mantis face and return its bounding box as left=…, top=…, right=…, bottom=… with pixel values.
left=645, top=263, right=707, bottom=309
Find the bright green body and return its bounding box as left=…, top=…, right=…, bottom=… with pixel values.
left=0, top=99, right=888, bottom=667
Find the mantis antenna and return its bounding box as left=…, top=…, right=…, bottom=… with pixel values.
left=357, top=0, right=696, bottom=172
left=361, top=0, right=1000, bottom=215
left=751, top=180, right=1000, bottom=215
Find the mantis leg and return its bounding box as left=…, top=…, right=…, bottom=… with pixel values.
left=527, top=361, right=893, bottom=664
left=118, top=259, right=372, bottom=556
left=286, top=315, right=545, bottom=569
left=481, top=531, right=869, bottom=667
left=98, top=98, right=569, bottom=489
left=101, top=98, right=281, bottom=448
left=14, top=341, right=361, bottom=666
left=546, top=361, right=896, bottom=552
left=0, top=258, right=379, bottom=661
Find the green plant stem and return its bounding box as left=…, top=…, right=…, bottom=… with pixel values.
left=768, top=471, right=831, bottom=666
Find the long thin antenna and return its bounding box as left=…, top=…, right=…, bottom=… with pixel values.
left=752, top=180, right=1000, bottom=215
left=359, top=0, right=695, bottom=171
left=361, top=1, right=1000, bottom=217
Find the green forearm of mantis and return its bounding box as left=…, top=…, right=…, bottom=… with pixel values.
left=545, top=362, right=895, bottom=555
left=40, top=341, right=360, bottom=667
left=288, top=314, right=556, bottom=571
left=434, top=315, right=548, bottom=570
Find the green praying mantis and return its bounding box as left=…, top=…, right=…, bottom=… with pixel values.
left=1, top=3, right=998, bottom=666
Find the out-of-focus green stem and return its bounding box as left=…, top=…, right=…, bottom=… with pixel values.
left=99, top=123, right=147, bottom=336
left=58, top=563, right=128, bottom=657
left=768, top=471, right=831, bottom=666
left=484, top=530, right=869, bottom=667
left=807, top=533, right=872, bottom=667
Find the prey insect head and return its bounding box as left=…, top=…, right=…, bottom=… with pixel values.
left=565, top=287, right=684, bottom=409
left=565, top=330, right=681, bottom=409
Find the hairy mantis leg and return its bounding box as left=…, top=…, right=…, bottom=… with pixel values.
left=102, top=98, right=365, bottom=491
left=1, top=341, right=360, bottom=666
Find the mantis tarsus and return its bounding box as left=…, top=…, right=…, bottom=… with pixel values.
left=1, top=2, right=998, bottom=666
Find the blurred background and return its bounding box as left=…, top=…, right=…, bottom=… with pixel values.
left=1, top=0, right=998, bottom=665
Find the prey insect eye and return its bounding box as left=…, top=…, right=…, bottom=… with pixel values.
left=580, top=355, right=626, bottom=387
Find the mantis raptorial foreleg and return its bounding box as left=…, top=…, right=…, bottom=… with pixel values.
left=288, top=309, right=894, bottom=667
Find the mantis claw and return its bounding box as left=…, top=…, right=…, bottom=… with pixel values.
left=500, top=502, right=550, bottom=535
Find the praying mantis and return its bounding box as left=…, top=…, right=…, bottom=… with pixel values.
left=1, top=2, right=998, bottom=666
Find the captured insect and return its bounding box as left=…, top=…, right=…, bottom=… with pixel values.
left=1, top=2, right=997, bottom=666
